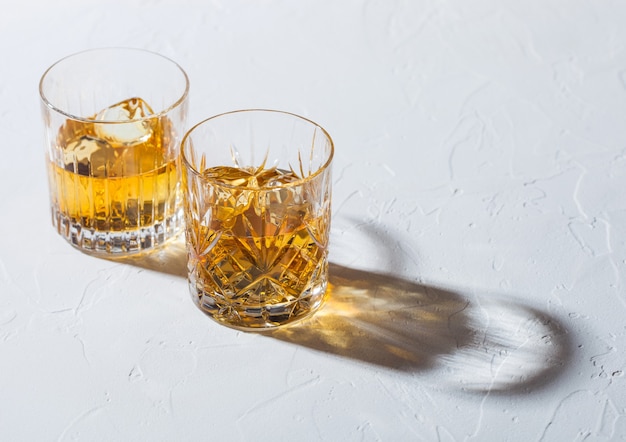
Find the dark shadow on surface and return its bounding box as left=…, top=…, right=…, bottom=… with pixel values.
left=272, top=263, right=471, bottom=371
left=270, top=263, right=572, bottom=394
left=104, top=219, right=573, bottom=394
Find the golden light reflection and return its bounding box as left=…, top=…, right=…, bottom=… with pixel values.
left=270, top=264, right=471, bottom=370
left=109, top=242, right=570, bottom=394
left=270, top=264, right=570, bottom=393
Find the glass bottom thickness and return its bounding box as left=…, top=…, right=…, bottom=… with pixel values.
left=190, top=280, right=328, bottom=331
left=52, top=205, right=184, bottom=256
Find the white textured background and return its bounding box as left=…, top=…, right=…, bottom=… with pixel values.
left=1, top=0, right=626, bottom=440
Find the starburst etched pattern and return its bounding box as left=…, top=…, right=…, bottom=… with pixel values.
left=183, top=163, right=331, bottom=329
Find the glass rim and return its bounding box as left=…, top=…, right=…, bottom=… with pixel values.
left=181, top=108, right=335, bottom=190
left=38, top=47, right=190, bottom=123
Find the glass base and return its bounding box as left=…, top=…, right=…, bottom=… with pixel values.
left=52, top=206, right=184, bottom=256
left=190, top=280, right=328, bottom=331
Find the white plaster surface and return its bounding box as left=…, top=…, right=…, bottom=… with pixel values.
left=1, top=0, right=626, bottom=440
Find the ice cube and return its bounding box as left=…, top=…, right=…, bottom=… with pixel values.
left=258, top=168, right=301, bottom=187
left=111, top=142, right=163, bottom=176
left=93, top=97, right=154, bottom=146
left=64, top=135, right=117, bottom=178
left=203, top=166, right=257, bottom=187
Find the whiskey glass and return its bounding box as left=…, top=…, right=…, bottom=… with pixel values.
left=181, top=109, right=334, bottom=330
left=40, top=48, right=189, bottom=255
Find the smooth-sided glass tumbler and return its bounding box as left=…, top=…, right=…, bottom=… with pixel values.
left=40, top=48, right=189, bottom=255
left=181, top=110, right=334, bottom=330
